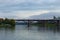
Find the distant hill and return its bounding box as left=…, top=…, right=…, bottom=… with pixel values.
left=29, top=12, right=60, bottom=19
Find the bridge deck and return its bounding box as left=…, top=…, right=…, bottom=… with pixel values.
left=15, top=19, right=60, bottom=21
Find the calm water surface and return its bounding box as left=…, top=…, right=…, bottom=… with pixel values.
left=0, top=25, right=60, bottom=40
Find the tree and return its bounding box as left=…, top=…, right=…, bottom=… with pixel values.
left=4, top=18, right=10, bottom=24
left=9, top=19, right=15, bottom=26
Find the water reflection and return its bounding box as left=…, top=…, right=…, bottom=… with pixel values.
left=0, top=25, right=60, bottom=40
left=26, top=25, right=60, bottom=33
left=0, top=25, right=60, bottom=33
left=0, top=26, right=15, bottom=32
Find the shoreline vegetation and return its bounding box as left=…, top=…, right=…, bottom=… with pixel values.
left=31, top=23, right=60, bottom=31
left=0, top=18, right=15, bottom=28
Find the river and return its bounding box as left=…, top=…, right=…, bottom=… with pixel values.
left=0, top=25, right=60, bottom=40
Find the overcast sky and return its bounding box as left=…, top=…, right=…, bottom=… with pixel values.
left=0, top=0, right=60, bottom=19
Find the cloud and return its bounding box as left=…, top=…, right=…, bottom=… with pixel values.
left=19, top=9, right=60, bottom=19
left=0, top=0, right=60, bottom=11
left=0, top=10, right=49, bottom=19
left=29, top=12, right=60, bottom=19
left=0, top=0, right=60, bottom=19
left=13, top=10, right=49, bottom=18
left=0, top=9, right=60, bottom=19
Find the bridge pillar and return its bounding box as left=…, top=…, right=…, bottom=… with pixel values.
left=56, top=20, right=60, bottom=31
left=27, top=20, right=31, bottom=27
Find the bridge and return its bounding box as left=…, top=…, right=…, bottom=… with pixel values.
left=15, top=19, right=60, bottom=21
left=15, top=19, right=60, bottom=28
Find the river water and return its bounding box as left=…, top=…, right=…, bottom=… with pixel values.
left=0, top=25, right=60, bottom=40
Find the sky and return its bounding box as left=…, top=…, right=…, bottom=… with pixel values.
left=0, top=0, right=60, bottom=19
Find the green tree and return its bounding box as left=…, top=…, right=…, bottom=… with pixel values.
left=9, top=19, right=15, bottom=26
left=4, top=18, right=10, bottom=24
